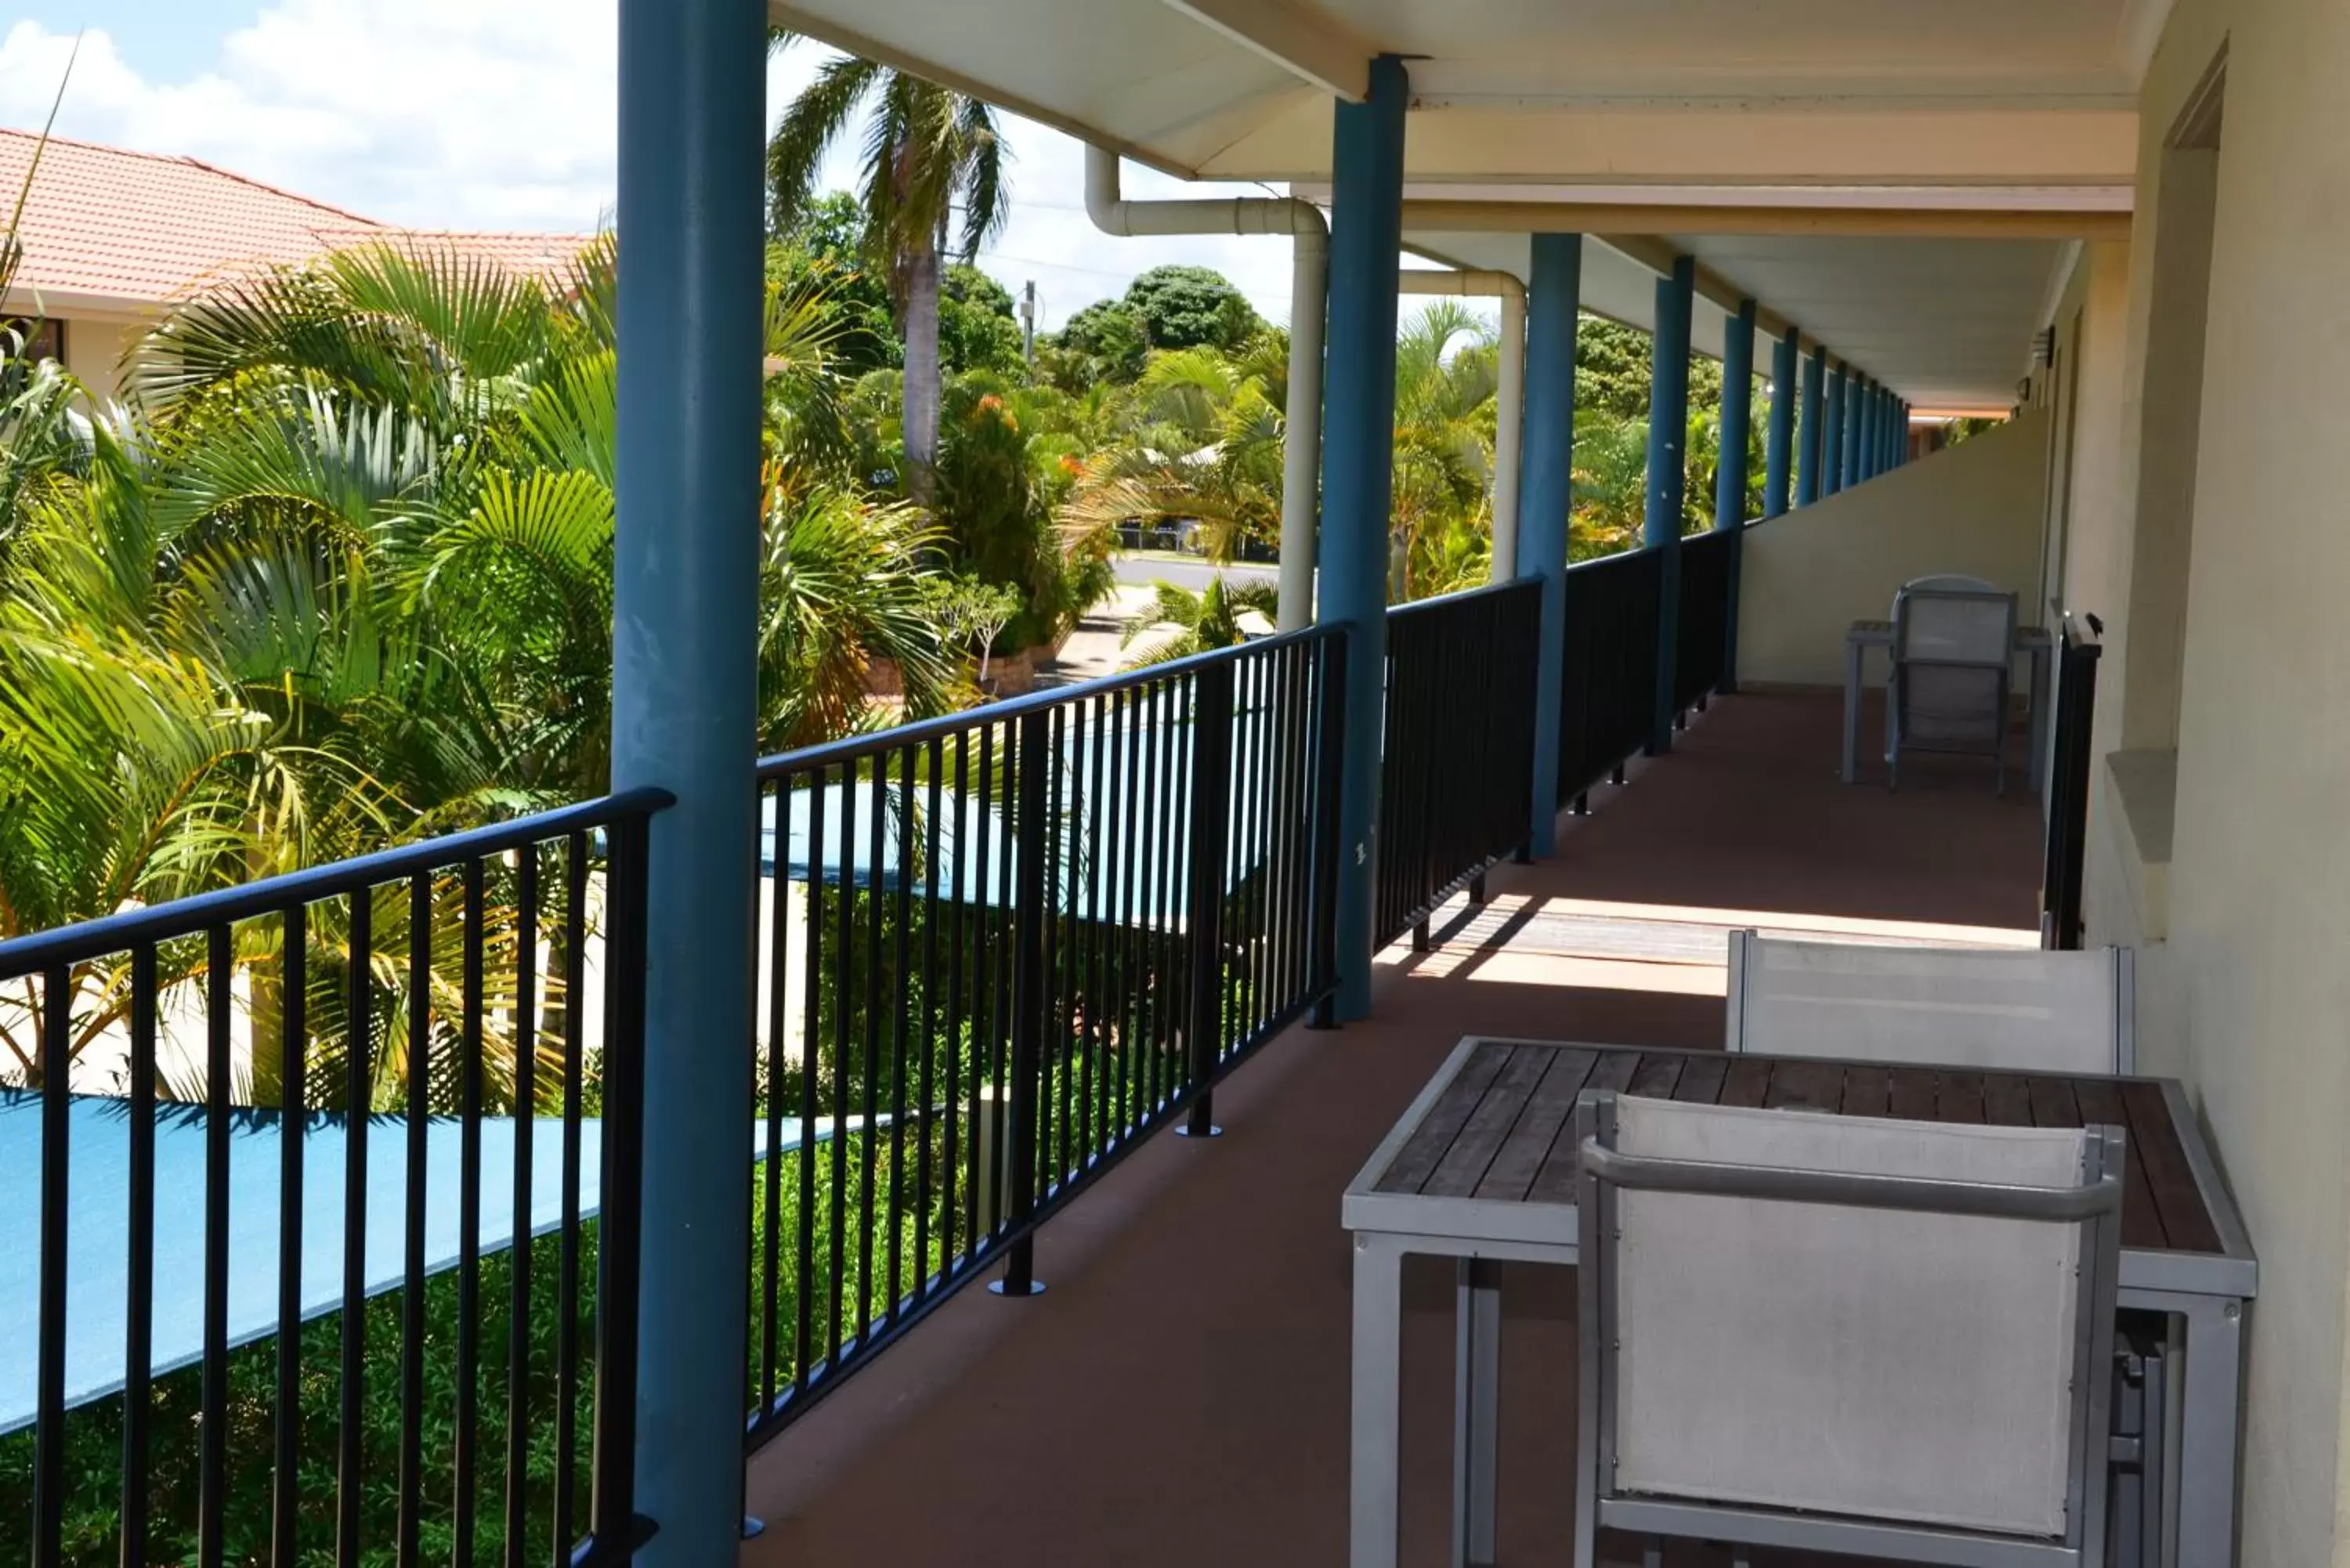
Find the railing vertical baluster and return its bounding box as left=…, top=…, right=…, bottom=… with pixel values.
left=1311, top=634, right=1350, bottom=1028
left=201, top=923, right=233, bottom=1568
left=916, top=736, right=943, bottom=1300
left=590, top=812, right=652, bottom=1558
left=399, top=876, right=429, bottom=1568
left=948, top=734, right=972, bottom=1263
left=859, top=756, right=887, bottom=1342
left=760, top=779, right=787, bottom=1416
left=795, top=778, right=825, bottom=1393
left=123, top=941, right=157, bottom=1568
left=887, top=745, right=914, bottom=1321
left=829, top=764, right=854, bottom=1365
left=1046, top=703, right=1070, bottom=1190
left=1112, top=688, right=1139, bottom=1141
left=970, top=726, right=996, bottom=1252
left=33, top=961, right=70, bottom=1568
left=1184, top=661, right=1236, bottom=1136
left=454, top=858, right=486, bottom=1566
left=555, top=833, right=588, bottom=1565
left=274, top=902, right=309, bottom=1566
left=506, top=851, right=539, bottom=1568
left=1081, top=693, right=1105, bottom=1163
left=996, top=706, right=1052, bottom=1297
left=339, top=890, right=372, bottom=1568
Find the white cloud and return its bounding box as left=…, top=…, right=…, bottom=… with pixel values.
left=0, top=9, right=1325, bottom=331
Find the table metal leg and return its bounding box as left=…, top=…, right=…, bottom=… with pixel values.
left=1842, top=638, right=1864, bottom=783
left=1453, top=1259, right=1501, bottom=1568
left=1352, top=1234, right=1407, bottom=1568
left=2172, top=1293, right=2246, bottom=1568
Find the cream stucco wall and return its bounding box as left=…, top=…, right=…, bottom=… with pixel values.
left=2069, top=0, right=2350, bottom=1563
left=1734, top=408, right=2051, bottom=688
left=59, top=310, right=148, bottom=405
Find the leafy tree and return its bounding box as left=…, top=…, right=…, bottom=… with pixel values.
left=923, top=573, right=1023, bottom=688
left=938, top=263, right=1026, bottom=377
left=1121, top=264, right=1260, bottom=352
left=767, top=38, right=1011, bottom=504
left=1051, top=299, right=1149, bottom=386
left=767, top=195, right=898, bottom=379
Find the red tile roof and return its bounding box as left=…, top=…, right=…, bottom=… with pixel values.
left=0, top=127, right=591, bottom=307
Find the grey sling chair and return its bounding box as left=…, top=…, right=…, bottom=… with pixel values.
left=1571, top=1090, right=2124, bottom=1568
left=1889, top=585, right=2019, bottom=794
left=1724, top=930, right=2138, bottom=1075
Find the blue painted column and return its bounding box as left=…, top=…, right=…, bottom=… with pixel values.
left=1519, top=233, right=1582, bottom=858
left=1858, top=381, right=1878, bottom=482
left=1644, top=255, right=1694, bottom=754
left=1715, top=298, right=1756, bottom=693
left=1796, top=346, right=1826, bottom=507
left=1763, top=325, right=1798, bottom=518
left=1823, top=362, right=1847, bottom=496
left=613, top=0, right=764, bottom=1559
left=1318, top=54, right=1408, bottom=1023
left=1842, top=370, right=1865, bottom=490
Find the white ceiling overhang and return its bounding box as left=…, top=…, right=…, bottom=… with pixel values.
left=771, top=0, right=2144, bottom=404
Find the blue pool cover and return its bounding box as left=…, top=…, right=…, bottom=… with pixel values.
left=0, top=1091, right=863, bottom=1433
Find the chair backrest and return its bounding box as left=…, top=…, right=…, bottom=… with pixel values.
left=1891, top=572, right=1998, bottom=619
left=1893, top=585, right=2016, bottom=668
left=1575, top=1092, right=2120, bottom=1560
left=1725, top=931, right=2135, bottom=1074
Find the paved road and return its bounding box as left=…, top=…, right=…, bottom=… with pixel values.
left=1112, top=552, right=1279, bottom=591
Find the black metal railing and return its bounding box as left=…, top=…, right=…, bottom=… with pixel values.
left=1556, top=547, right=1665, bottom=810
left=1673, top=529, right=1736, bottom=714
left=743, top=626, right=1344, bottom=1447
left=2042, top=611, right=2103, bottom=950
left=0, top=791, right=667, bottom=1568
left=1376, top=579, right=1542, bottom=946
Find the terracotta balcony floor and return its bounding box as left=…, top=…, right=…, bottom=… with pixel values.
left=739, top=689, right=2048, bottom=1568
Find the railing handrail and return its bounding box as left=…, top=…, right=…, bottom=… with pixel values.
left=1383, top=574, right=1541, bottom=623
left=0, top=787, right=677, bottom=976
left=1564, top=542, right=1658, bottom=575
left=754, top=620, right=1347, bottom=780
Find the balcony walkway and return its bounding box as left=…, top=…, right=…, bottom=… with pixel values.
left=739, top=688, right=2047, bottom=1567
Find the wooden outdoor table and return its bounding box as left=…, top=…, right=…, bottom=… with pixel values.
left=1844, top=619, right=2053, bottom=789
left=1342, top=1038, right=2257, bottom=1568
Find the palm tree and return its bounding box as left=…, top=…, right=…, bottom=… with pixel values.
left=766, top=35, right=1011, bottom=505
left=0, top=240, right=955, bottom=1094
left=1389, top=302, right=1502, bottom=601
left=1118, top=576, right=1278, bottom=668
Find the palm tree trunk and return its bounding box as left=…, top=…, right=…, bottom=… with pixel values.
left=902, top=237, right=942, bottom=506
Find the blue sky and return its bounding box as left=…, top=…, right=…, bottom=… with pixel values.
left=0, top=2, right=1318, bottom=331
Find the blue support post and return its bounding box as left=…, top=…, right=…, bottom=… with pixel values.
left=1842, top=369, right=1864, bottom=490
left=1644, top=255, right=1694, bottom=754
left=1519, top=233, right=1582, bottom=858
left=1859, top=381, right=1878, bottom=482
left=1823, top=362, right=1847, bottom=496
left=1796, top=346, right=1826, bottom=506
left=1715, top=299, right=1756, bottom=692
left=1763, top=325, right=1798, bottom=518
left=613, top=0, right=764, bottom=1559
left=1318, top=55, right=1408, bottom=1023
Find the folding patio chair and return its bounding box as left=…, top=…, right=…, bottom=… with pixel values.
left=1726, top=930, right=2136, bottom=1075
left=1572, top=1091, right=2124, bottom=1568
left=1889, top=585, right=2018, bottom=793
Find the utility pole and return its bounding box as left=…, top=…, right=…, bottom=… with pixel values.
left=1020, top=279, right=1036, bottom=366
